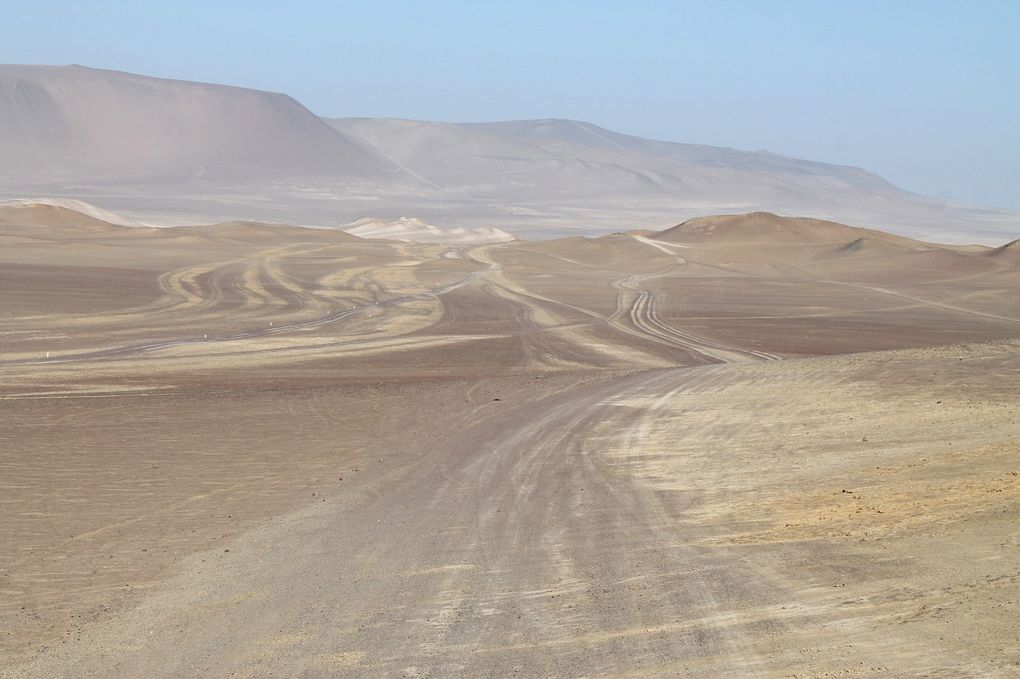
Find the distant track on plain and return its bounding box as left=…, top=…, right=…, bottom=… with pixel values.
left=2, top=254, right=497, bottom=366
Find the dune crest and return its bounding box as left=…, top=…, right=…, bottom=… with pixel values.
left=0, top=198, right=144, bottom=227
left=655, top=211, right=928, bottom=246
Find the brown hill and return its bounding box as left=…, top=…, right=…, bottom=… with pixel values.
left=0, top=205, right=364, bottom=245
left=655, top=212, right=926, bottom=247
left=0, top=203, right=134, bottom=233
left=988, top=239, right=1020, bottom=260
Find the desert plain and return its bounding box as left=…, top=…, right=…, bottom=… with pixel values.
left=0, top=205, right=1018, bottom=677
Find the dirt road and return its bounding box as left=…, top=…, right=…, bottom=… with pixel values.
left=8, top=370, right=760, bottom=677
left=10, top=346, right=1018, bottom=677
left=3, top=211, right=1019, bottom=676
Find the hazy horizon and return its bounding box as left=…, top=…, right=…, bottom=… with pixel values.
left=5, top=1, right=1018, bottom=211
left=4, top=4, right=1020, bottom=675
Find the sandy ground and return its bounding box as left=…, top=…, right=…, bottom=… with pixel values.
left=1, top=208, right=1018, bottom=676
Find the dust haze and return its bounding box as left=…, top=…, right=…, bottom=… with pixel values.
left=1, top=64, right=1019, bottom=678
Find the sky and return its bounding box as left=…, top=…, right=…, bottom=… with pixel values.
left=5, top=1, right=1019, bottom=209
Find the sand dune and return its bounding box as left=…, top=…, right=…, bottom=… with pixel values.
left=2, top=42, right=1018, bottom=678
left=0, top=201, right=131, bottom=230
left=989, top=238, right=1020, bottom=260
left=0, top=198, right=144, bottom=227
left=0, top=65, right=1017, bottom=678
left=1, top=210, right=1018, bottom=675
left=655, top=211, right=930, bottom=246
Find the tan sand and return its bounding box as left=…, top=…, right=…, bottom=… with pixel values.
left=1, top=206, right=1018, bottom=676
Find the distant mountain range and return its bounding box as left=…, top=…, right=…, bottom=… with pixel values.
left=0, top=64, right=1016, bottom=244
left=325, top=117, right=904, bottom=203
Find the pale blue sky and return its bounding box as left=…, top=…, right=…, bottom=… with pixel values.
left=6, top=1, right=1019, bottom=209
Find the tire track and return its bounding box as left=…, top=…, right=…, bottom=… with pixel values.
left=622, top=237, right=783, bottom=363
left=3, top=257, right=499, bottom=366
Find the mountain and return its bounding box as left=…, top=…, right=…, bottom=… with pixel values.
left=324, top=117, right=1018, bottom=243
left=0, top=65, right=385, bottom=181
left=0, top=66, right=1016, bottom=244
left=463, top=119, right=896, bottom=192
left=326, top=117, right=898, bottom=200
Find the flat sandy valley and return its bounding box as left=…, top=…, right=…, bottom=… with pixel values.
left=1, top=206, right=1018, bottom=677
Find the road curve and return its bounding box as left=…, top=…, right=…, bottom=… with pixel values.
left=12, top=368, right=777, bottom=677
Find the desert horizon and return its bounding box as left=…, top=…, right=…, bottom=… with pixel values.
left=2, top=198, right=1018, bottom=676
left=2, top=3, right=1019, bottom=677
left=2, top=64, right=1018, bottom=246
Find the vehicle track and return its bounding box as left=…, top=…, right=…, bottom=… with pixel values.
left=3, top=256, right=498, bottom=366
left=616, top=236, right=783, bottom=362
left=7, top=369, right=773, bottom=677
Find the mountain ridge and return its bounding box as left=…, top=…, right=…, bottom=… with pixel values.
left=0, top=65, right=1016, bottom=244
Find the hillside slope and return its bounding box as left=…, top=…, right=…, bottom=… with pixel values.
left=0, top=65, right=387, bottom=181
left=0, top=66, right=1015, bottom=243
left=327, top=117, right=902, bottom=202
left=655, top=211, right=927, bottom=246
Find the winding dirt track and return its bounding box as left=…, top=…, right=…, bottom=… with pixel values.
left=3, top=251, right=495, bottom=366
left=11, top=347, right=1019, bottom=678
left=3, top=215, right=1020, bottom=677
left=10, top=370, right=770, bottom=677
